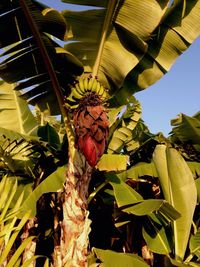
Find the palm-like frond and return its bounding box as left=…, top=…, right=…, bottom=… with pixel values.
left=0, top=176, right=33, bottom=267
left=0, top=0, right=83, bottom=114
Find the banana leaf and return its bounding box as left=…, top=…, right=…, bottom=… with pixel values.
left=19, top=165, right=66, bottom=218
left=107, top=97, right=142, bottom=153
left=0, top=82, right=38, bottom=135
left=1, top=0, right=200, bottom=114
left=153, top=145, right=197, bottom=260
left=93, top=248, right=149, bottom=267
left=170, top=113, right=200, bottom=145
left=61, top=0, right=200, bottom=105
left=0, top=0, right=83, bottom=114
left=62, top=0, right=170, bottom=96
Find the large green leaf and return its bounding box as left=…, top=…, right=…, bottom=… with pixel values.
left=0, top=0, right=83, bottom=114
left=119, top=162, right=158, bottom=181
left=106, top=173, right=143, bottom=207
left=153, top=145, right=197, bottom=260
left=122, top=200, right=180, bottom=220
left=143, top=215, right=172, bottom=254
left=62, top=0, right=200, bottom=106
left=0, top=82, right=37, bottom=135
left=19, top=166, right=66, bottom=218
left=62, top=0, right=170, bottom=94
left=114, top=1, right=200, bottom=104
left=93, top=248, right=149, bottom=267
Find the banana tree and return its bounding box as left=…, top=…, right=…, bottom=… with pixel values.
left=0, top=0, right=200, bottom=266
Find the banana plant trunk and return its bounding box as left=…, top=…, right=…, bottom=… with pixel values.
left=59, top=153, right=93, bottom=267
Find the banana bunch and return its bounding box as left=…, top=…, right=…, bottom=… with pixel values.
left=65, top=77, right=109, bottom=109
left=152, top=144, right=197, bottom=260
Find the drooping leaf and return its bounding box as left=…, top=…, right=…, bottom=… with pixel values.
left=97, top=154, right=128, bottom=172
left=93, top=248, right=149, bottom=267
left=0, top=82, right=38, bottom=135
left=62, top=1, right=170, bottom=94
left=114, top=1, right=200, bottom=104
left=19, top=165, right=66, bottom=218
left=119, top=162, right=158, bottom=181
left=0, top=0, right=83, bottom=114
left=122, top=200, right=180, bottom=220
left=143, top=215, right=172, bottom=254
left=106, top=173, right=143, bottom=208
left=62, top=1, right=200, bottom=106
left=170, top=113, right=200, bottom=145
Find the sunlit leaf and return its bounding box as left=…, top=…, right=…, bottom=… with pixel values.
left=97, top=154, right=128, bottom=172
left=93, top=248, right=149, bottom=267
left=0, top=82, right=38, bottom=135
left=19, top=166, right=66, bottom=218
left=106, top=173, right=143, bottom=207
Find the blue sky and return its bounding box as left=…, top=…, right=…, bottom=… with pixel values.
left=136, top=36, right=200, bottom=136
left=40, top=0, right=200, bottom=136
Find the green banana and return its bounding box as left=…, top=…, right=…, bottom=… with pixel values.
left=91, top=78, right=98, bottom=93
left=98, top=85, right=105, bottom=96
left=101, top=90, right=108, bottom=100
left=72, top=88, right=83, bottom=100
left=87, top=77, right=94, bottom=91
left=95, top=81, right=101, bottom=94
left=65, top=77, right=109, bottom=109
left=78, top=77, right=85, bottom=92
left=83, top=77, right=88, bottom=91
left=75, top=82, right=84, bottom=95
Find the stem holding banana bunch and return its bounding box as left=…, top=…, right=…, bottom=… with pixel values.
left=58, top=77, right=109, bottom=267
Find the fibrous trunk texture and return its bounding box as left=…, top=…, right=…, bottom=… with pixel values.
left=60, top=154, right=92, bottom=267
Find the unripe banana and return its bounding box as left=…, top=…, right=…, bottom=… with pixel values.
left=75, top=82, right=84, bottom=95
left=65, top=77, right=109, bottom=109
left=91, top=78, right=98, bottom=93
left=101, top=90, right=108, bottom=100
left=87, top=78, right=94, bottom=91
left=95, top=81, right=101, bottom=94
left=72, top=88, right=83, bottom=100
left=83, top=77, right=88, bottom=91
left=98, top=85, right=105, bottom=96
left=78, top=77, right=85, bottom=92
